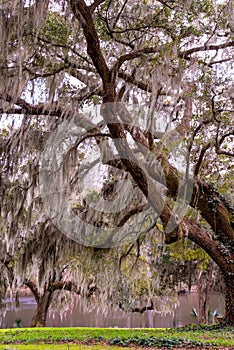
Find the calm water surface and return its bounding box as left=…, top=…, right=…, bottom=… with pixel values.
left=0, top=293, right=224, bottom=329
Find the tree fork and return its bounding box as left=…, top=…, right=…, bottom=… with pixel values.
left=68, top=0, right=234, bottom=324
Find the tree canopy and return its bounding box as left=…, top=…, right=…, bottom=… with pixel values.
left=0, top=0, right=233, bottom=326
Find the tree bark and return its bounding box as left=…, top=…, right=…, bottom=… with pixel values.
left=24, top=279, right=81, bottom=327
left=197, top=261, right=215, bottom=324
left=30, top=290, right=53, bottom=327
left=24, top=279, right=53, bottom=327
left=185, top=218, right=234, bottom=324
left=203, top=262, right=215, bottom=324
left=223, top=272, right=234, bottom=325
left=197, top=270, right=204, bottom=324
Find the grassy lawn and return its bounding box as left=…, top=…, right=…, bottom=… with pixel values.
left=0, top=345, right=128, bottom=350
left=0, top=325, right=234, bottom=348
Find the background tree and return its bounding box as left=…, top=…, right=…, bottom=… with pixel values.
left=0, top=0, right=234, bottom=325
left=168, top=239, right=223, bottom=324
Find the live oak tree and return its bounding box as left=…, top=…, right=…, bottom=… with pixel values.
left=0, top=220, right=170, bottom=326
left=0, top=0, right=234, bottom=325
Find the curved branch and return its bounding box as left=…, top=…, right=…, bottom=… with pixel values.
left=188, top=118, right=213, bottom=154
left=24, top=279, right=40, bottom=304
left=185, top=217, right=234, bottom=272
left=118, top=71, right=152, bottom=92
left=68, top=131, right=111, bottom=153
left=113, top=47, right=156, bottom=72
left=50, top=281, right=81, bottom=294
left=24, top=63, right=70, bottom=79
left=131, top=298, right=154, bottom=313
left=208, top=57, right=233, bottom=67
left=180, top=41, right=234, bottom=59
left=194, top=143, right=211, bottom=176
left=216, top=129, right=234, bottom=157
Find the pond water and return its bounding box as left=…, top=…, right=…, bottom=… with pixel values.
left=0, top=293, right=224, bottom=329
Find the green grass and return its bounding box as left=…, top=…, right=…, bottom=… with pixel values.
left=0, top=325, right=234, bottom=348
left=0, top=345, right=127, bottom=350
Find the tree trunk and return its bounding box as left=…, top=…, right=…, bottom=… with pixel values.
left=30, top=290, right=53, bottom=327
left=15, top=290, right=20, bottom=308
left=188, top=261, right=193, bottom=293
left=204, top=262, right=215, bottom=324
left=197, top=261, right=215, bottom=324
left=223, top=272, right=234, bottom=325
left=197, top=270, right=204, bottom=324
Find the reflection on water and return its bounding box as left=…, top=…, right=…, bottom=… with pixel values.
left=0, top=293, right=224, bottom=329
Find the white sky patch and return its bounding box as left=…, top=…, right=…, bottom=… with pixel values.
left=0, top=116, right=23, bottom=131
left=21, top=79, right=48, bottom=105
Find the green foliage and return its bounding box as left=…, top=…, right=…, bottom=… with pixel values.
left=1, top=326, right=234, bottom=348
left=169, top=238, right=211, bottom=270
left=109, top=335, right=206, bottom=348
left=42, top=12, right=72, bottom=46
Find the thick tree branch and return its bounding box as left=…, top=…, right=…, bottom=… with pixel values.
left=24, top=63, right=70, bottom=79
left=24, top=279, right=40, bottom=304
left=112, top=105, right=234, bottom=245
left=194, top=143, right=211, bottom=176
left=180, top=41, right=234, bottom=59
left=1, top=95, right=63, bottom=116
left=185, top=217, right=234, bottom=272
left=50, top=281, right=81, bottom=294
left=194, top=178, right=234, bottom=243
left=131, top=298, right=154, bottom=313
left=112, top=47, right=156, bottom=72
left=69, top=0, right=110, bottom=84
left=118, top=71, right=152, bottom=92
